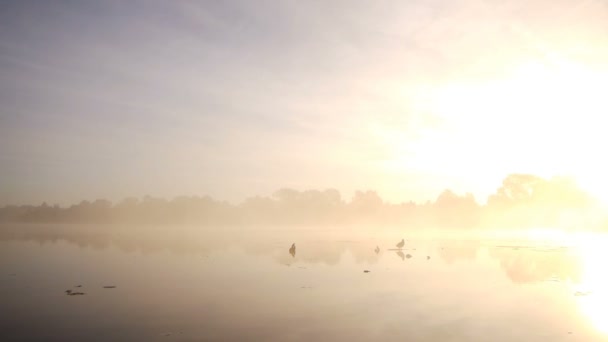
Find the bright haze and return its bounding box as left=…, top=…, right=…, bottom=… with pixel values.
left=1, top=0, right=607, bottom=206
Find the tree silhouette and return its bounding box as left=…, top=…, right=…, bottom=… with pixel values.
left=0, top=173, right=605, bottom=230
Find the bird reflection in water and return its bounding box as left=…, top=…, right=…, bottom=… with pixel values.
left=374, top=246, right=380, bottom=254
left=396, top=250, right=405, bottom=261
left=289, top=243, right=296, bottom=258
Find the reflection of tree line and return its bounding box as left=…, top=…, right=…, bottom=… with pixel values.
left=1, top=174, right=605, bottom=230
left=270, top=241, right=382, bottom=266
left=0, top=226, right=383, bottom=267
left=488, top=247, right=582, bottom=284
left=438, top=241, right=583, bottom=284
left=0, top=226, right=584, bottom=284
left=0, top=226, right=220, bottom=256
left=437, top=241, right=480, bottom=264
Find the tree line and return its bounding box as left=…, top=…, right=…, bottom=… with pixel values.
left=1, top=174, right=604, bottom=229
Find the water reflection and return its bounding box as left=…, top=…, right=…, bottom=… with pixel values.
left=437, top=240, right=479, bottom=264
left=488, top=246, right=582, bottom=284
left=572, top=235, right=608, bottom=335
left=0, top=225, right=592, bottom=285
left=2, top=224, right=608, bottom=340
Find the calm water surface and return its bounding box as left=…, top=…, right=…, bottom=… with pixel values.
left=1, top=224, right=607, bottom=341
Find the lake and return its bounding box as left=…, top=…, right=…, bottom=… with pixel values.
left=1, top=224, right=607, bottom=341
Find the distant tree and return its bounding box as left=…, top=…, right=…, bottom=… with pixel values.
left=487, top=174, right=544, bottom=207
left=270, top=188, right=345, bottom=224
left=486, top=174, right=596, bottom=228
left=349, top=190, right=383, bottom=215
left=433, top=189, right=479, bottom=228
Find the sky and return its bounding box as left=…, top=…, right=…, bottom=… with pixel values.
left=1, top=0, right=608, bottom=206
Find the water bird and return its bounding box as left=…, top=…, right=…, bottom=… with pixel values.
left=374, top=246, right=380, bottom=254
left=289, top=243, right=296, bottom=258
left=396, top=239, right=405, bottom=249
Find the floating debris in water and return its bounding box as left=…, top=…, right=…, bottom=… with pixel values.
left=103, top=286, right=117, bottom=289
left=67, top=291, right=85, bottom=296
left=574, top=291, right=591, bottom=297
left=66, top=288, right=85, bottom=295
left=363, top=270, right=370, bottom=273
left=75, top=285, right=82, bottom=288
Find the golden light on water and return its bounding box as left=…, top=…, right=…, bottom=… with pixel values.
left=572, top=234, right=608, bottom=335
left=524, top=228, right=570, bottom=244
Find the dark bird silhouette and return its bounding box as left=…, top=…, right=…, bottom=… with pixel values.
left=374, top=246, right=380, bottom=254
left=289, top=243, right=296, bottom=258
left=396, top=239, right=405, bottom=249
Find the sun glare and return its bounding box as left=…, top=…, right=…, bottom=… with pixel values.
left=423, top=58, right=608, bottom=205
left=573, top=234, right=608, bottom=335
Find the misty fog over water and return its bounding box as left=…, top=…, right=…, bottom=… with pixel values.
left=2, top=224, right=608, bottom=341
left=3, top=0, right=608, bottom=340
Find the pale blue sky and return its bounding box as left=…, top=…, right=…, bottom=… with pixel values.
left=2, top=0, right=607, bottom=206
